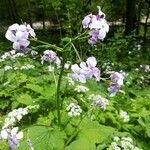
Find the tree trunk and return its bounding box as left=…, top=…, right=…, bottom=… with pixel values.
left=136, top=1, right=143, bottom=35
left=11, top=0, right=20, bottom=23
left=26, top=0, right=33, bottom=27
left=143, top=6, right=150, bottom=41
left=42, top=0, right=46, bottom=30
left=125, top=0, right=137, bottom=35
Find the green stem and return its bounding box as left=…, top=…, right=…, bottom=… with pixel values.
left=30, top=38, right=63, bottom=52
left=52, top=69, right=57, bottom=89
left=72, top=31, right=88, bottom=41
left=56, top=58, right=65, bottom=126
left=71, top=43, right=82, bottom=62
left=65, top=113, right=87, bottom=146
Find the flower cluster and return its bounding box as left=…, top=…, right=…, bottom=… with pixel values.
left=108, top=136, right=142, bottom=150
left=89, top=94, right=109, bottom=110
left=66, top=74, right=75, bottom=86
left=48, top=65, right=54, bottom=72
left=30, top=50, right=38, bottom=56
left=3, top=106, right=39, bottom=128
left=41, top=50, right=61, bottom=67
left=82, top=6, right=109, bottom=45
left=0, top=127, right=23, bottom=149
left=0, top=50, right=25, bottom=62
left=4, top=64, right=35, bottom=71
left=107, top=71, right=125, bottom=96
left=66, top=103, right=82, bottom=117
left=64, top=61, right=71, bottom=70
left=120, top=110, right=130, bottom=123
left=140, top=65, right=150, bottom=72
left=71, top=56, right=100, bottom=83
left=0, top=105, right=39, bottom=149
left=5, top=23, right=35, bottom=52
left=102, top=61, right=114, bottom=74
left=74, top=85, right=89, bottom=93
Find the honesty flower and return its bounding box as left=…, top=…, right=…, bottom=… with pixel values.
left=89, top=94, right=109, bottom=110
left=110, top=72, right=124, bottom=86
left=71, top=64, right=86, bottom=83
left=5, top=23, right=35, bottom=52
left=71, top=57, right=100, bottom=83
left=82, top=14, right=93, bottom=29
left=0, top=127, right=23, bottom=149
left=107, top=71, right=125, bottom=96
left=41, top=50, right=61, bottom=67
left=82, top=6, right=109, bottom=45
left=0, top=128, right=10, bottom=139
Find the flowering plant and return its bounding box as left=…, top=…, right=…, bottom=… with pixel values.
left=0, top=6, right=148, bottom=150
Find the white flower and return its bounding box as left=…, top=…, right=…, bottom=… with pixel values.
left=74, top=85, right=89, bottom=92
left=109, top=136, right=142, bottom=150
left=66, top=103, right=82, bottom=117
left=4, top=66, right=13, bottom=71
left=67, top=74, right=75, bottom=86
left=64, top=61, right=71, bottom=70
left=113, top=136, right=120, bottom=142
left=2, top=106, right=38, bottom=129
left=145, top=65, right=150, bottom=72
left=48, top=65, right=54, bottom=72
left=31, top=50, right=38, bottom=56
left=121, top=137, right=133, bottom=143
left=0, top=129, right=9, bottom=139
left=120, top=110, right=130, bottom=122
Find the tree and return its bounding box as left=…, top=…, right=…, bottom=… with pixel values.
left=125, top=0, right=137, bottom=35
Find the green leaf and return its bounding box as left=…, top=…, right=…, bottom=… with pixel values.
left=138, top=115, right=150, bottom=137
left=78, top=118, right=115, bottom=144
left=65, top=139, right=95, bottom=150
left=26, top=84, right=44, bottom=94
left=17, top=94, right=33, bottom=105
left=20, top=126, right=66, bottom=150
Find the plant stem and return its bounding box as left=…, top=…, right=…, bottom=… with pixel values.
left=56, top=58, right=65, bottom=126
left=52, top=70, right=57, bottom=89
left=30, top=38, right=63, bottom=52
left=71, top=43, right=82, bottom=62
left=65, top=113, right=87, bottom=146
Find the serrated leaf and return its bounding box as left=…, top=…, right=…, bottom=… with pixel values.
left=20, top=126, right=66, bottom=150
left=78, top=118, right=115, bottom=144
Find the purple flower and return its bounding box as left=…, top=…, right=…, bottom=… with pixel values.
left=41, top=50, right=61, bottom=67
left=82, top=6, right=109, bottom=45
left=110, top=72, right=124, bottom=86
left=0, top=127, right=23, bottom=149
left=108, top=72, right=125, bottom=96
left=71, top=64, right=86, bottom=83
left=107, top=83, right=120, bottom=94
left=82, top=14, right=93, bottom=28
left=5, top=23, right=36, bottom=52
left=70, top=56, right=100, bottom=83
left=89, top=94, right=109, bottom=110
